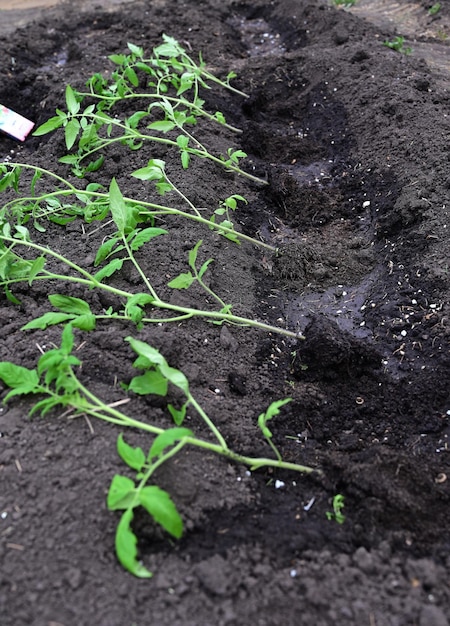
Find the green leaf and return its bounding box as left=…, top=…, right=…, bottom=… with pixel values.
left=93, top=258, right=124, bottom=282
left=48, top=294, right=92, bottom=315
left=188, top=240, right=202, bottom=270
left=167, top=271, right=194, bottom=290
left=147, top=120, right=176, bottom=132
left=109, top=178, right=127, bottom=234
left=3, top=286, right=21, bottom=305
left=115, top=509, right=153, bottom=578
left=117, top=434, right=146, bottom=472
left=176, top=135, right=189, bottom=149
left=258, top=398, right=292, bottom=439
left=126, top=111, right=148, bottom=129
left=22, top=312, right=74, bottom=331
left=139, top=486, right=183, bottom=539
left=125, top=293, right=154, bottom=325
left=198, top=259, right=213, bottom=280
left=127, top=42, right=144, bottom=57
left=60, top=323, right=75, bottom=356
left=181, top=150, right=190, bottom=169
left=71, top=314, right=96, bottom=331
left=148, top=427, right=192, bottom=460
left=125, top=66, right=139, bottom=87
left=158, top=34, right=182, bottom=55
left=167, top=403, right=187, bottom=426
left=94, top=237, right=120, bottom=266
left=130, top=227, right=167, bottom=252
left=128, top=370, right=168, bottom=397
left=0, top=363, right=40, bottom=401
left=126, top=337, right=189, bottom=394
left=65, top=85, right=80, bottom=116
left=28, top=256, right=46, bottom=285
left=33, top=115, right=65, bottom=136
left=107, top=474, right=136, bottom=510
left=85, top=156, right=105, bottom=173
left=108, top=53, right=126, bottom=66
left=64, top=118, right=80, bottom=150
left=131, top=159, right=166, bottom=181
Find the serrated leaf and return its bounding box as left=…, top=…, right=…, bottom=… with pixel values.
left=127, top=42, right=144, bottom=57
left=125, top=293, right=154, bottom=325
left=258, top=398, right=292, bottom=439
left=0, top=363, right=39, bottom=396
left=176, top=135, right=189, bottom=149
left=48, top=294, right=92, bottom=315
left=85, top=156, right=105, bottom=173
left=22, top=312, right=74, bottom=331
left=126, top=337, right=189, bottom=394
left=148, top=427, right=192, bottom=460
left=167, top=402, right=187, bottom=426
left=64, top=118, right=80, bottom=150
left=109, top=53, right=126, bottom=65
left=188, top=239, right=202, bottom=270
left=125, top=66, right=139, bottom=87
left=65, top=85, right=80, bottom=115
left=147, top=120, right=176, bottom=132
left=128, top=370, right=168, bottom=397
left=139, top=486, right=183, bottom=539
left=167, top=271, right=194, bottom=290
left=107, top=474, right=136, bottom=510
left=109, top=178, right=127, bottom=234
left=130, top=227, right=167, bottom=252
left=117, top=434, right=146, bottom=472
left=127, top=111, right=148, bottom=129
left=60, top=323, right=75, bottom=356
left=32, top=115, right=65, bottom=136
left=114, top=509, right=152, bottom=578
left=28, top=256, right=46, bottom=285
left=181, top=150, right=190, bottom=169
left=93, top=258, right=124, bottom=282
left=71, top=314, right=96, bottom=331
left=198, top=259, right=213, bottom=280
left=94, top=237, right=120, bottom=266
left=131, top=159, right=166, bottom=181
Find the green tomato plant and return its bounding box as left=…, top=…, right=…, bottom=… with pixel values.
left=0, top=325, right=319, bottom=577
left=0, top=36, right=316, bottom=577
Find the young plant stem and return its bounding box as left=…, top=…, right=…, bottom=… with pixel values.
left=68, top=112, right=267, bottom=185
left=0, top=235, right=302, bottom=339
left=78, top=90, right=243, bottom=134
left=1, top=163, right=275, bottom=251
left=70, top=372, right=319, bottom=475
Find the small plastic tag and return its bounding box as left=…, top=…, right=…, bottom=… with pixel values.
left=0, top=104, right=35, bottom=141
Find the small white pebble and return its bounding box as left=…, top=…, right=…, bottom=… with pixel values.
left=362, top=200, right=371, bottom=208
left=400, top=330, right=407, bottom=337
left=290, top=569, right=297, bottom=578
left=411, top=299, right=417, bottom=305
left=1, top=512, right=7, bottom=520
left=275, top=480, right=285, bottom=489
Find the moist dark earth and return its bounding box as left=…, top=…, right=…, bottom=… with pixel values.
left=1, top=1, right=450, bottom=624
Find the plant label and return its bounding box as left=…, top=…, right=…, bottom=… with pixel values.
left=0, top=104, right=35, bottom=141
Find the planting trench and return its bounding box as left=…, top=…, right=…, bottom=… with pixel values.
left=0, top=0, right=450, bottom=625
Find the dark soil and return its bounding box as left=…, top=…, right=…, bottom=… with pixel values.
left=1, top=1, right=450, bottom=625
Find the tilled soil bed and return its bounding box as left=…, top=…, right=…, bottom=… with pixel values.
left=0, top=1, right=450, bottom=625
